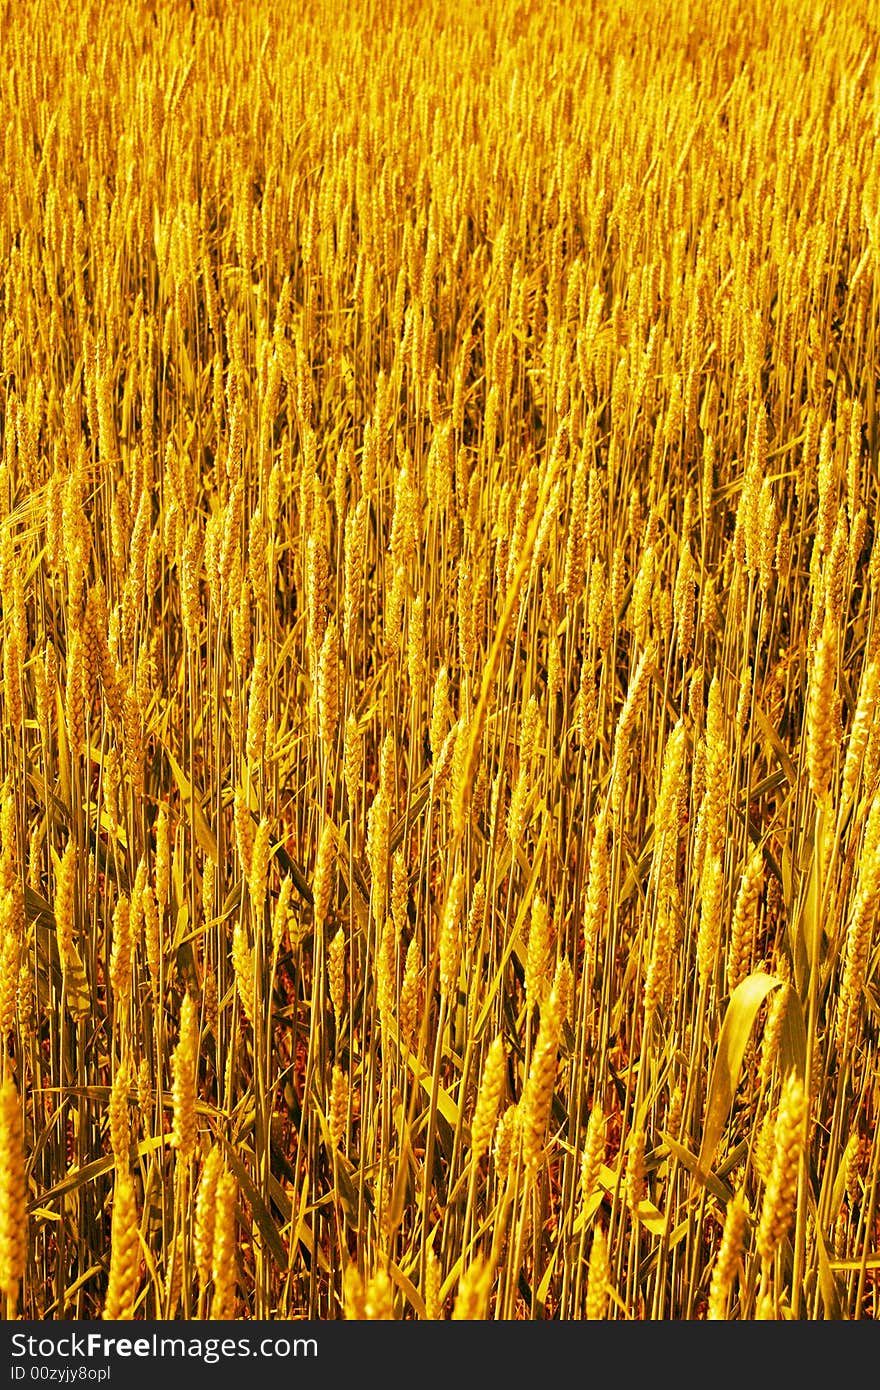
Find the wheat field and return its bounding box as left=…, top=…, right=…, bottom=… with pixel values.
left=0, top=0, right=878, bottom=1322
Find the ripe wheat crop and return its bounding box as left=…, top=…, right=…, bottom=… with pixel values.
left=0, top=0, right=879, bottom=1321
